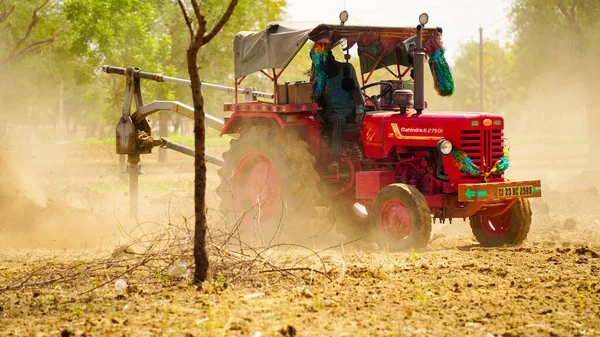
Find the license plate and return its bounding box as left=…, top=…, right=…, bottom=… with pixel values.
left=497, top=185, right=533, bottom=198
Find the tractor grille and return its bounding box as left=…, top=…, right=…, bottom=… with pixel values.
left=459, top=127, right=504, bottom=182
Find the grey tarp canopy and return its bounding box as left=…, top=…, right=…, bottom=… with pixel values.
left=233, top=22, right=314, bottom=79
left=233, top=22, right=438, bottom=79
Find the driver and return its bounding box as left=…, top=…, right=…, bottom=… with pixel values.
left=308, top=38, right=365, bottom=173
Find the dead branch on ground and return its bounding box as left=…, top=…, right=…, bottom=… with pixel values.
left=0, top=207, right=348, bottom=295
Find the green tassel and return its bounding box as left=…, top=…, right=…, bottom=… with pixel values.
left=428, top=49, right=454, bottom=97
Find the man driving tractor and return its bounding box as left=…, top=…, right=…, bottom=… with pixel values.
left=308, top=37, right=365, bottom=173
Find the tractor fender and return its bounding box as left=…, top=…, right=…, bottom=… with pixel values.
left=220, top=111, right=317, bottom=135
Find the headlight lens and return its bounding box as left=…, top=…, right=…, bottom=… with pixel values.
left=502, top=137, right=510, bottom=150
left=437, top=139, right=453, bottom=155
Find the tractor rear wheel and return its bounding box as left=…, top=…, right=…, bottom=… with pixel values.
left=370, top=184, right=432, bottom=250
left=469, top=198, right=531, bottom=247
left=217, top=125, right=321, bottom=245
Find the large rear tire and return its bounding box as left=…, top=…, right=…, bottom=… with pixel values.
left=469, top=198, right=532, bottom=247
left=370, top=184, right=432, bottom=250
left=217, top=126, right=321, bottom=245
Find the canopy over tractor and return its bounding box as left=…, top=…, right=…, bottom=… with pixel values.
left=103, top=12, right=542, bottom=250
left=233, top=22, right=434, bottom=78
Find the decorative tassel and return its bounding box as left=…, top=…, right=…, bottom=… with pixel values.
left=424, top=31, right=455, bottom=97
left=490, top=148, right=510, bottom=174
left=309, top=42, right=330, bottom=100
left=452, top=149, right=511, bottom=176
left=428, top=49, right=454, bottom=96
left=452, top=150, right=482, bottom=175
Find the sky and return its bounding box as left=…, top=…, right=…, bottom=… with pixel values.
left=284, top=0, right=513, bottom=64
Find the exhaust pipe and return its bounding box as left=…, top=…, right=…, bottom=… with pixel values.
left=413, top=24, right=425, bottom=114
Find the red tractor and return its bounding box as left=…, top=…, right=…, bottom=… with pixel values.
left=216, top=13, right=541, bottom=249
left=105, top=13, right=541, bottom=249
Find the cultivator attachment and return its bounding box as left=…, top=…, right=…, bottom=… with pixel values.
left=103, top=65, right=269, bottom=215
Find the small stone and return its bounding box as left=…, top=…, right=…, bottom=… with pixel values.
left=301, top=287, right=314, bottom=299
left=243, top=292, right=265, bottom=300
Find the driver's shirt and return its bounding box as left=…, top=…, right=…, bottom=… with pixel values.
left=323, top=62, right=360, bottom=117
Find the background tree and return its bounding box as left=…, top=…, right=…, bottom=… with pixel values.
left=0, top=0, right=63, bottom=65
left=449, top=40, right=517, bottom=114
left=63, top=0, right=175, bottom=136
left=0, top=0, right=74, bottom=147
left=176, top=0, right=238, bottom=284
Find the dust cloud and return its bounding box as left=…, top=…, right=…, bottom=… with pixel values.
left=490, top=49, right=600, bottom=243
left=0, top=129, right=123, bottom=249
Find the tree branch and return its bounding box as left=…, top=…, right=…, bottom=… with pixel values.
left=13, top=28, right=64, bottom=58
left=13, top=0, right=50, bottom=52
left=556, top=2, right=578, bottom=32
left=2, top=2, right=63, bottom=65
left=202, top=0, right=238, bottom=45
left=189, top=0, right=206, bottom=50
left=189, top=0, right=203, bottom=25
left=0, top=1, right=15, bottom=24
left=177, top=0, right=195, bottom=42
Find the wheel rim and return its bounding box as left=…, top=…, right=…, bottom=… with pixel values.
left=379, top=199, right=412, bottom=241
left=231, top=151, right=280, bottom=223
left=480, top=212, right=511, bottom=237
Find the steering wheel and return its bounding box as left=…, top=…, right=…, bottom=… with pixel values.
left=360, top=81, right=394, bottom=108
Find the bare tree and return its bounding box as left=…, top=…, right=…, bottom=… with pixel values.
left=177, top=0, right=238, bottom=284
left=0, top=0, right=64, bottom=64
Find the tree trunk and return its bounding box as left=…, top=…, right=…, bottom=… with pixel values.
left=188, top=49, right=209, bottom=283
left=177, top=0, right=238, bottom=285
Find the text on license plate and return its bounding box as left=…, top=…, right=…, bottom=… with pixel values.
left=497, top=186, right=533, bottom=197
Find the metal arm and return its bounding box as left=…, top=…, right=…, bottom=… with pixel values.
left=102, top=65, right=274, bottom=100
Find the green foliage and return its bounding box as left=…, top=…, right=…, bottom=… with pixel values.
left=0, top=0, right=64, bottom=63
left=63, top=0, right=176, bottom=129
left=171, top=0, right=287, bottom=115
left=510, top=0, right=600, bottom=106
left=0, top=1, right=65, bottom=124
left=450, top=40, right=517, bottom=113
left=0, top=0, right=287, bottom=138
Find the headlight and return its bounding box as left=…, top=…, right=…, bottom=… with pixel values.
left=437, top=139, right=453, bottom=155
left=502, top=137, right=510, bottom=150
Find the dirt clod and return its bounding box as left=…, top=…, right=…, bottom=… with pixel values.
left=60, top=329, right=74, bottom=337
left=279, top=325, right=297, bottom=336
left=575, top=247, right=599, bottom=258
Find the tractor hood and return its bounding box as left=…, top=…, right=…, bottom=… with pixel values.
left=360, top=111, right=504, bottom=159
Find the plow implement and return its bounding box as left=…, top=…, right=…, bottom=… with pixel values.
left=103, top=65, right=272, bottom=215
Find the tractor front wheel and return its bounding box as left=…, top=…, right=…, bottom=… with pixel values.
left=469, top=198, right=532, bottom=247
left=370, top=184, right=432, bottom=250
